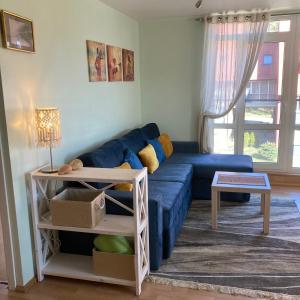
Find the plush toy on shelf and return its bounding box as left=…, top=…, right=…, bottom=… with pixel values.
left=69, top=159, right=83, bottom=170
left=58, top=159, right=83, bottom=175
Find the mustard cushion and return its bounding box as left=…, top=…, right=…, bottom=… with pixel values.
left=138, top=144, right=159, bottom=174
left=158, top=133, right=174, bottom=158
left=114, top=162, right=133, bottom=191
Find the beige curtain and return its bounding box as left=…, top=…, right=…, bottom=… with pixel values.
left=198, top=11, right=270, bottom=153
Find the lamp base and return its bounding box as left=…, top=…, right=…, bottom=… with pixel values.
left=40, top=166, right=59, bottom=174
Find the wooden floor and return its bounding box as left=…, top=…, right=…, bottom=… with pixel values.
left=0, top=213, right=7, bottom=282
left=0, top=185, right=299, bottom=300
left=0, top=277, right=257, bottom=300
left=271, top=185, right=300, bottom=200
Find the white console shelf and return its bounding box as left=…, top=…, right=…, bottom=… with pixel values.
left=28, top=167, right=149, bottom=295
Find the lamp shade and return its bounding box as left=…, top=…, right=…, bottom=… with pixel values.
left=35, top=107, right=61, bottom=147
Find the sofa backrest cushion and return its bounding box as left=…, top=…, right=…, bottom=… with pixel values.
left=119, top=129, right=146, bottom=154
left=141, top=123, right=160, bottom=140
left=78, top=139, right=125, bottom=168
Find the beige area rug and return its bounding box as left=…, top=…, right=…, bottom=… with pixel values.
left=150, top=196, right=300, bottom=300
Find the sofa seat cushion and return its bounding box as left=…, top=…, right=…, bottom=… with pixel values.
left=148, top=181, right=186, bottom=230
left=149, top=163, right=193, bottom=185
left=166, top=153, right=253, bottom=179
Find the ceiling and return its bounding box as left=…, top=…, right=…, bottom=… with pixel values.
left=100, top=0, right=300, bottom=20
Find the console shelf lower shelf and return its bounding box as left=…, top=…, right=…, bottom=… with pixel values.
left=38, top=214, right=135, bottom=236
left=43, top=253, right=135, bottom=287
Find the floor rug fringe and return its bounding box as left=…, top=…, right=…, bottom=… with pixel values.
left=148, top=275, right=300, bottom=300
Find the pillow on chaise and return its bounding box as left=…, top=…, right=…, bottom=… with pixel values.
left=158, top=133, right=173, bottom=158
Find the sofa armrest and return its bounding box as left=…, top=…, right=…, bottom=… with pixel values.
left=105, top=190, right=163, bottom=270
left=172, top=141, right=199, bottom=154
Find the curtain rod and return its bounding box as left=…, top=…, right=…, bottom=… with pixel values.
left=196, top=11, right=300, bottom=21
left=271, top=11, right=300, bottom=16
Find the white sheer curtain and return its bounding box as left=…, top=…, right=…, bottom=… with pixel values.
left=198, top=12, right=270, bottom=153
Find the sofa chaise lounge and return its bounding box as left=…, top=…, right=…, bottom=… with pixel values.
left=60, top=123, right=253, bottom=270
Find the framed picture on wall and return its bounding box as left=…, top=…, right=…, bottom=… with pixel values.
left=86, top=40, right=107, bottom=82
left=1, top=10, right=35, bottom=53
left=122, top=49, right=134, bottom=81
left=107, top=45, right=123, bottom=81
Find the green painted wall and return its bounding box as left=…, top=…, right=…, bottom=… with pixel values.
left=0, top=0, right=141, bottom=285
left=140, top=18, right=204, bottom=141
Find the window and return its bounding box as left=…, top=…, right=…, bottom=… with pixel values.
left=267, top=20, right=291, bottom=32
left=263, top=55, right=273, bottom=65
left=243, top=130, right=279, bottom=163
left=213, top=15, right=300, bottom=172
left=213, top=129, right=234, bottom=154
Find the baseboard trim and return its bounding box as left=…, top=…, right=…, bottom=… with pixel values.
left=15, top=277, right=36, bottom=293
left=268, top=172, right=300, bottom=187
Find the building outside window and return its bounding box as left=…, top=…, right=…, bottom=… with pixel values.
left=263, top=54, right=273, bottom=65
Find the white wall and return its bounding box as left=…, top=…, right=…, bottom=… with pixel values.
left=140, top=18, right=204, bottom=141
left=0, top=0, right=141, bottom=285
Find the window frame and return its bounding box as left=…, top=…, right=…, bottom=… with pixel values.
left=241, top=28, right=291, bottom=171
left=288, top=16, right=300, bottom=171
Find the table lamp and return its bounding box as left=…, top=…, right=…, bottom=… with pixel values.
left=35, top=107, right=61, bottom=173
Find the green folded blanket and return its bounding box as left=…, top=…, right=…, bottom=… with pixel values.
left=93, top=234, right=134, bottom=255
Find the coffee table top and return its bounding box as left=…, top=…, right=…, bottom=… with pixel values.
left=212, top=171, right=271, bottom=193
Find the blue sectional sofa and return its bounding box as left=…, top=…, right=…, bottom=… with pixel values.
left=60, top=123, right=253, bottom=270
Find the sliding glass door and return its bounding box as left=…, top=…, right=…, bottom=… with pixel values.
left=292, top=66, right=300, bottom=168
left=242, top=40, right=284, bottom=166
left=212, top=15, right=300, bottom=173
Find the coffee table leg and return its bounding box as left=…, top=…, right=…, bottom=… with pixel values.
left=263, top=193, right=271, bottom=234
left=212, top=189, right=218, bottom=230
left=261, top=193, right=265, bottom=214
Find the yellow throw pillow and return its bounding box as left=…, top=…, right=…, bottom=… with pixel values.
left=114, top=162, right=133, bottom=191
left=158, top=133, right=174, bottom=158
left=138, top=144, right=159, bottom=174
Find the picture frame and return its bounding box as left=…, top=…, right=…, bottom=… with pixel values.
left=1, top=10, right=35, bottom=53
left=107, top=45, right=123, bottom=82
left=122, top=49, right=134, bottom=81
left=86, top=40, right=107, bottom=82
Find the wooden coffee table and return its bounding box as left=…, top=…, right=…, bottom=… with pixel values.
left=211, top=171, right=271, bottom=234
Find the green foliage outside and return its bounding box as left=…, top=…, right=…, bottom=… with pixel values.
left=256, top=142, right=278, bottom=162
left=244, top=132, right=256, bottom=147
left=246, top=107, right=273, bottom=118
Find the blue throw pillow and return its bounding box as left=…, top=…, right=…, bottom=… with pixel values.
left=148, top=139, right=166, bottom=163
left=124, top=149, right=143, bottom=169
